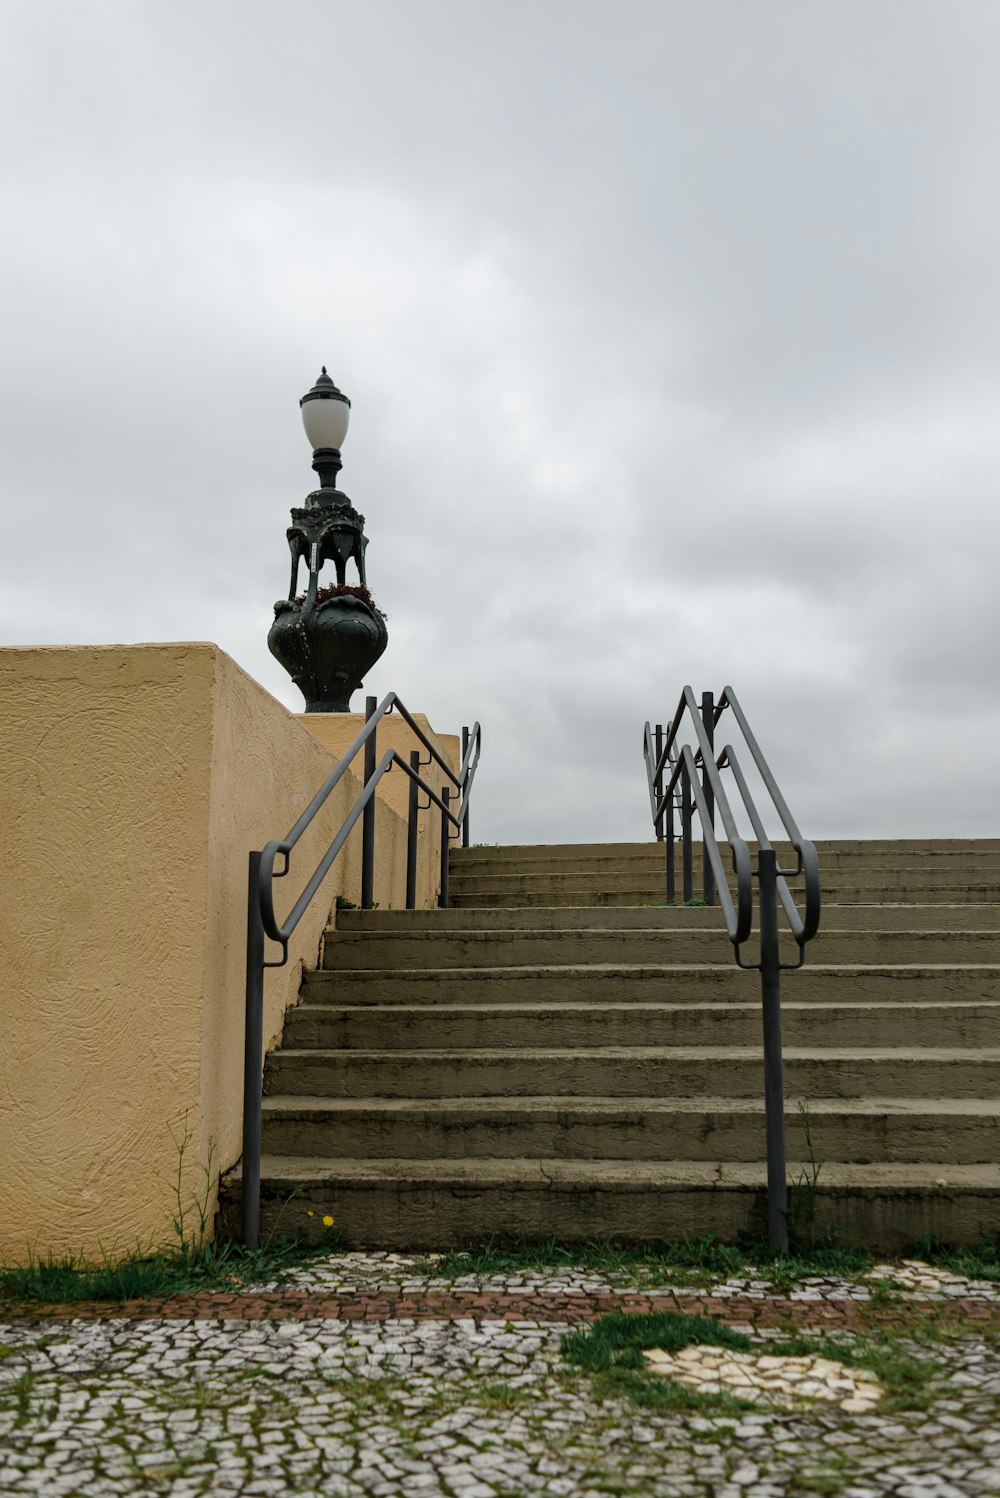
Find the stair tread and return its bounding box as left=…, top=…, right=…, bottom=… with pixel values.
left=272, top=1044, right=1000, bottom=1060
left=291, top=999, right=1000, bottom=1014
left=261, top=1093, right=1000, bottom=1116
left=344, top=898, right=999, bottom=910
left=311, top=961, right=1000, bottom=974
left=453, top=838, right=1000, bottom=847
left=335, top=904, right=1000, bottom=933
left=326, top=922, right=999, bottom=934
left=238, top=1156, right=1000, bottom=1187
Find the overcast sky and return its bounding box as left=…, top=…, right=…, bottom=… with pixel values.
left=2, top=1, right=999, bottom=845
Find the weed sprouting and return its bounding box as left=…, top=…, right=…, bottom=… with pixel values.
left=428, top=1232, right=875, bottom=1292
left=11, top=1371, right=35, bottom=1426
left=480, top=1381, right=531, bottom=1410
left=909, top=1235, right=1000, bottom=1284
left=788, top=1102, right=822, bottom=1251
left=0, top=1231, right=332, bottom=1307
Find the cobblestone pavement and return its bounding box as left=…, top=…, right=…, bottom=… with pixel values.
left=3, top=1253, right=1000, bottom=1497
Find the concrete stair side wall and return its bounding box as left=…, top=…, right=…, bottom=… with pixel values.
left=0, top=643, right=452, bottom=1262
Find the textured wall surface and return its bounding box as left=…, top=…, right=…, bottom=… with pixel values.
left=0, top=644, right=445, bottom=1261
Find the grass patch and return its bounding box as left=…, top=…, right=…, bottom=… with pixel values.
left=562, top=1310, right=942, bottom=1413
left=785, top=1456, right=861, bottom=1495
left=866, top=1276, right=906, bottom=1309
left=10, top=1371, right=36, bottom=1426
left=16, top=1225, right=994, bottom=1311
left=0, top=1233, right=337, bottom=1309
left=844, top=1336, right=942, bottom=1412
left=561, top=1311, right=758, bottom=1413
left=431, top=1237, right=645, bottom=1279
left=563, top=1308, right=754, bottom=1364
left=911, top=1236, right=1000, bottom=1284
left=480, top=1381, right=532, bottom=1410
left=428, top=1233, right=875, bottom=1290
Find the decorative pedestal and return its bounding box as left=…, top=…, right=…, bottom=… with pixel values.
left=269, top=591, right=388, bottom=713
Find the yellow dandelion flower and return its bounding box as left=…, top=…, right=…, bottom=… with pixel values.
left=306, top=1210, right=314, bottom=1218
left=322, top=1215, right=334, bottom=1228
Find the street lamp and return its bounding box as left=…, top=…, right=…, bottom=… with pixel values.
left=300, top=365, right=350, bottom=483
left=267, top=368, right=388, bottom=712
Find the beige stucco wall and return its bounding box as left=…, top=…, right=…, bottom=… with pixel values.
left=0, top=643, right=448, bottom=1262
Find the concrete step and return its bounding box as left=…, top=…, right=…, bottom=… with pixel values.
left=449, top=886, right=999, bottom=910
left=449, top=856, right=999, bottom=874
left=450, top=839, right=1000, bottom=867
left=454, top=851, right=695, bottom=875
left=449, top=868, right=691, bottom=886
left=448, top=883, right=1000, bottom=910
left=300, top=962, right=1000, bottom=1006
left=338, top=905, right=724, bottom=931
left=448, top=888, right=717, bottom=908
left=321, top=928, right=1000, bottom=970
left=221, top=1155, right=1000, bottom=1251
left=281, top=1000, right=1000, bottom=1052
left=263, top=1046, right=1000, bottom=1100
left=336, top=903, right=1000, bottom=933
left=259, top=1094, right=1000, bottom=1165
left=449, top=868, right=1000, bottom=895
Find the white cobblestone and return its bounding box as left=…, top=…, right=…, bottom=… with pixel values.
left=253, top=1248, right=1000, bottom=1307
left=2, top=1252, right=1000, bottom=1496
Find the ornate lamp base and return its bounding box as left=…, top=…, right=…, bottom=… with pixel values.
left=268, top=593, right=388, bottom=713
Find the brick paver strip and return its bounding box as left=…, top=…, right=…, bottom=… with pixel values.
left=4, top=1288, right=999, bottom=1330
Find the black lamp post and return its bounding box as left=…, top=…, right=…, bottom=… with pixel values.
left=267, top=369, right=388, bottom=712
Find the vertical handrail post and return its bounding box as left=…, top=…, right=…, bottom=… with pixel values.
left=406, top=749, right=420, bottom=910
left=361, top=695, right=377, bottom=909
left=665, top=798, right=675, bottom=903
left=681, top=759, right=693, bottom=904
left=439, top=786, right=451, bottom=908
left=241, top=851, right=265, bottom=1250
left=701, top=691, right=716, bottom=906
left=758, top=848, right=788, bottom=1250
left=654, top=724, right=664, bottom=841
left=665, top=728, right=675, bottom=903
left=655, top=725, right=664, bottom=844
left=461, top=727, right=470, bottom=847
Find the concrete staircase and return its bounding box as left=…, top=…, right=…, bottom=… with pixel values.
left=229, top=840, right=1000, bottom=1250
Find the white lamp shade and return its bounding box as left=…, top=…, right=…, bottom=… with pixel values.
left=302, top=396, right=350, bottom=450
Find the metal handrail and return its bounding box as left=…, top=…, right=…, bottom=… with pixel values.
left=642, top=686, right=820, bottom=1249
left=257, top=692, right=480, bottom=954
left=241, top=693, right=481, bottom=1247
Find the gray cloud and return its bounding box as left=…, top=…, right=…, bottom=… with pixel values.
left=2, top=0, right=999, bottom=846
